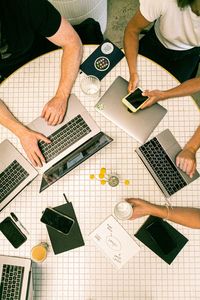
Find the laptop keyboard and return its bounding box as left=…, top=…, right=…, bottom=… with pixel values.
left=38, top=114, right=91, bottom=163
left=0, top=264, right=24, bottom=300
left=138, top=137, right=187, bottom=196
left=0, top=160, right=29, bottom=203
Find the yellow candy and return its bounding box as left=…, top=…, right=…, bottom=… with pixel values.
left=89, top=174, right=95, bottom=180
left=100, top=180, right=107, bottom=185
left=124, top=179, right=130, bottom=186
left=98, top=173, right=105, bottom=179
left=100, top=167, right=106, bottom=174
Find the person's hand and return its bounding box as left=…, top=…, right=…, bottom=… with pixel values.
left=125, top=198, right=153, bottom=220
left=128, top=73, right=139, bottom=93
left=19, top=129, right=51, bottom=167
left=140, top=89, right=165, bottom=109
left=176, top=147, right=197, bottom=178
left=41, top=95, right=68, bottom=126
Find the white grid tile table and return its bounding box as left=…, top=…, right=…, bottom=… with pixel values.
left=0, top=46, right=200, bottom=300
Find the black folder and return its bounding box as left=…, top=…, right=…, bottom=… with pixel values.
left=46, top=202, right=85, bottom=254
left=135, top=216, right=188, bottom=265
left=80, top=39, right=124, bottom=80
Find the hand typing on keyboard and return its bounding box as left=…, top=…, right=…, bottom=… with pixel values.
left=176, top=148, right=197, bottom=178
left=19, top=128, right=51, bottom=167
left=176, top=125, right=200, bottom=178
left=41, top=95, right=68, bottom=126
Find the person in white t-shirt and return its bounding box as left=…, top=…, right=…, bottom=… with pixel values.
left=124, top=0, right=200, bottom=91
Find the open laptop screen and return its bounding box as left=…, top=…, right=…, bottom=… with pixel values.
left=40, top=132, right=113, bottom=192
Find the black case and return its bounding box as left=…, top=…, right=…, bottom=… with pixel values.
left=0, top=217, right=27, bottom=248
left=135, top=216, right=188, bottom=265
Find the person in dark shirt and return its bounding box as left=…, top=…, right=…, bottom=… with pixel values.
left=0, top=0, right=82, bottom=167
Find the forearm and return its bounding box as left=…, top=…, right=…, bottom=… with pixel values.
left=123, top=11, right=151, bottom=91
left=149, top=204, right=200, bottom=229
left=161, top=78, right=200, bottom=100
left=127, top=198, right=200, bottom=228
left=55, top=39, right=82, bottom=99
left=183, top=125, right=200, bottom=153
left=124, top=23, right=139, bottom=77
left=0, top=99, right=27, bottom=137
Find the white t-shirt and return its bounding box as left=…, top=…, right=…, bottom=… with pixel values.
left=140, top=0, right=200, bottom=50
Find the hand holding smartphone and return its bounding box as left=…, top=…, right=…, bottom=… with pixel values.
left=41, top=207, right=74, bottom=235
left=122, top=88, right=149, bottom=112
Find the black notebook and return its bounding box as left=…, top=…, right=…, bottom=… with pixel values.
left=80, top=39, right=125, bottom=80
left=46, top=202, right=85, bottom=255
left=135, top=216, right=188, bottom=265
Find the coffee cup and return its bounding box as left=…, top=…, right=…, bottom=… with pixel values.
left=114, top=201, right=133, bottom=220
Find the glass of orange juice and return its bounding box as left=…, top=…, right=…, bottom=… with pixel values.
left=31, top=242, right=49, bottom=263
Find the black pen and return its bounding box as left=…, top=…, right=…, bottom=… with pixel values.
left=63, top=193, right=69, bottom=203
left=10, top=212, right=29, bottom=235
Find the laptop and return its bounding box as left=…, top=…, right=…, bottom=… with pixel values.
left=136, top=129, right=199, bottom=197
left=0, top=140, right=38, bottom=211
left=28, top=94, right=112, bottom=191
left=0, top=255, right=33, bottom=300
left=95, top=76, right=167, bottom=143
left=28, top=94, right=105, bottom=173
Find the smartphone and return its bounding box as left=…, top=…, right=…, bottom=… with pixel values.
left=146, top=220, right=177, bottom=255
left=0, top=217, right=27, bottom=248
left=40, top=207, right=74, bottom=235
left=122, top=88, right=149, bottom=112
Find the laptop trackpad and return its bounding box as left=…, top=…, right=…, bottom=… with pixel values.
left=28, top=117, right=66, bottom=137
left=0, top=160, right=6, bottom=172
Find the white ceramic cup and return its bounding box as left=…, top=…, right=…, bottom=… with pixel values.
left=114, top=201, right=133, bottom=220
left=80, top=75, right=101, bottom=99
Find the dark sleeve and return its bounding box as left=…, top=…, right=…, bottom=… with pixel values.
left=28, top=0, right=62, bottom=37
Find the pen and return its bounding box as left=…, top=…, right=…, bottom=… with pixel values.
left=10, top=212, right=29, bottom=235
left=63, top=193, right=69, bottom=203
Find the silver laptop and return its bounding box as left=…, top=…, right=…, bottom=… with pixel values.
left=28, top=94, right=100, bottom=173
left=0, top=140, right=38, bottom=211
left=136, top=129, right=199, bottom=197
left=0, top=255, right=33, bottom=300
left=95, top=76, right=167, bottom=143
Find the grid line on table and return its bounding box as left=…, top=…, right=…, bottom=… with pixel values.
left=0, top=47, right=200, bottom=300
